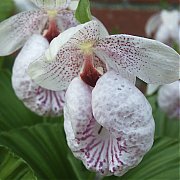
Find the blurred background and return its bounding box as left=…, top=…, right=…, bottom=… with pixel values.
left=91, top=0, right=179, bottom=36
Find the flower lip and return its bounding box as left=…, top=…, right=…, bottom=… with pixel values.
left=64, top=71, right=155, bottom=176
left=12, top=34, right=66, bottom=116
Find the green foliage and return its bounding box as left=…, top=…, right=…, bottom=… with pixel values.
left=75, top=0, right=92, bottom=23
left=0, top=0, right=14, bottom=21
left=0, top=145, right=36, bottom=179
left=0, top=70, right=42, bottom=132
left=0, top=123, right=95, bottom=179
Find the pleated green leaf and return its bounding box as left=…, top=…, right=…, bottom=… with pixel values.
left=0, top=70, right=42, bottom=132
left=104, top=137, right=179, bottom=180
left=0, top=70, right=62, bottom=132
left=0, top=145, right=36, bottom=180
left=0, top=123, right=87, bottom=179
left=67, top=153, right=96, bottom=180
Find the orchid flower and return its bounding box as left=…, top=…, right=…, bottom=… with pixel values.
left=64, top=71, right=155, bottom=176
left=0, top=0, right=79, bottom=56
left=145, top=10, right=180, bottom=46
left=12, top=34, right=65, bottom=116
left=28, top=20, right=180, bottom=92
left=157, top=80, right=180, bottom=119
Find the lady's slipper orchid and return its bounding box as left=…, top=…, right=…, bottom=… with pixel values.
left=64, top=71, right=155, bottom=176
left=12, top=34, right=65, bottom=116
left=28, top=20, right=180, bottom=91
left=0, top=0, right=79, bottom=56
left=145, top=10, right=180, bottom=46
left=157, top=80, right=180, bottom=119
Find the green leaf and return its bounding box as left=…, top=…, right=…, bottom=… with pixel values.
left=104, top=137, right=180, bottom=180
left=0, top=0, right=14, bottom=21
left=0, top=70, right=42, bottom=132
left=0, top=145, right=36, bottom=180
left=75, top=0, right=92, bottom=24
left=0, top=123, right=80, bottom=179
left=147, top=95, right=179, bottom=139
left=67, top=153, right=96, bottom=180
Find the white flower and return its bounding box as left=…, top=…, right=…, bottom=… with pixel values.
left=0, top=0, right=79, bottom=56
left=12, top=34, right=65, bottom=116
left=145, top=10, right=180, bottom=46
left=157, top=80, right=180, bottom=119
left=28, top=20, right=180, bottom=91
left=64, top=71, right=155, bottom=176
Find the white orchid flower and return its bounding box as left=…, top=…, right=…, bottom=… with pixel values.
left=0, top=0, right=79, bottom=56
left=28, top=20, right=180, bottom=91
left=145, top=10, right=180, bottom=46
left=64, top=71, right=155, bottom=176
left=12, top=34, right=65, bottom=116
left=157, top=80, right=180, bottom=119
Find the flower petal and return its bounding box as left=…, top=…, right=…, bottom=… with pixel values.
left=0, top=10, right=48, bottom=56
left=92, top=71, right=155, bottom=139
left=30, top=0, right=70, bottom=9
left=28, top=20, right=108, bottom=90
left=56, top=10, right=78, bottom=32
left=157, top=80, right=180, bottom=118
left=12, top=34, right=65, bottom=116
left=28, top=47, right=83, bottom=91
left=155, top=24, right=171, bottom=43
left=64, top=77, right=93, bottom=135
left=145, top=13, right=161, bottom=37
left=92, top=71, right=155, bottom=175
left=14, top=0, right=37, bottom=11
left=161, top=10, right=179, bottom=30
left=95, top=34, right=180, bottom=84
left=146, top=84, right=159, bottom=95
left=68, top=0, right=79, bottom=10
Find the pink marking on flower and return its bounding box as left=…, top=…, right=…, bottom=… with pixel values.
left=80, top=54, right=102, bottom=87
left=44, top=19, right=60, bottom=42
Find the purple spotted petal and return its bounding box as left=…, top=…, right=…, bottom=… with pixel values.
left=56, top=10, right=79, bottom=32
left=0, top=10, right=48, bottom=56
left=12, top=34, right=65, bottom=116
left=28, top=47, right=84, bottom=91
left=64, top=72, right=154, bottom=176
left=95, top=34, right=180, bottom=84
left=28, top=20, right=108, bottom=91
